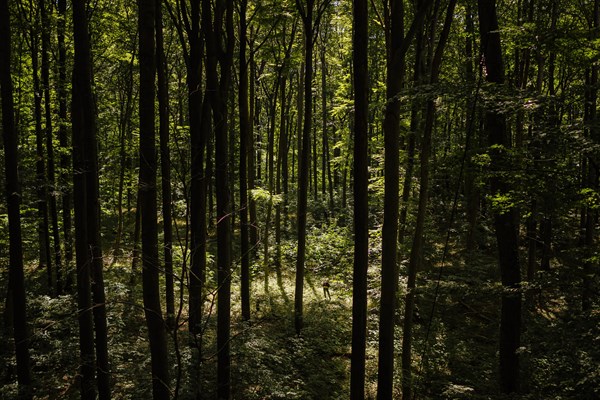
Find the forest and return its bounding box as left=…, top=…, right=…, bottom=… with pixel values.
left=0, top=0, right=599, bottom=398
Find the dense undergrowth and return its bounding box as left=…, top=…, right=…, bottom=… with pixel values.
left=0, top=217, right=599, bottom=399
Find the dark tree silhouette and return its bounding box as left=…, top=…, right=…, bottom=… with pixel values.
left=138, top=0, right=171, bottom=397
left=478, top=0, right=522, bottom=393
left=350, top=0, right=369, bottom=397
left=0, top=0, right=32, bottom=396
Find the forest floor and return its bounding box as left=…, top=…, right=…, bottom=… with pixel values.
left=1, top=226, right=599, bottom=399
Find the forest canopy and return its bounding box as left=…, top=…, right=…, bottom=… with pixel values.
left=0, top=0, right=599, bottom=399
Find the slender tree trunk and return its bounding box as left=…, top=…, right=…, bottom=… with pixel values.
left=398, top=26, right=424, bottom=247
left=138, top=0, right=171, bottom=397
left=377, top=1, right=431, bottom=397
left=478, top=0, right=522, bottom=392
left=31, top=19, right=53, bottom=294
left=294, top=64, right=305, bottom=193
left=239, top=0, right=251, bottom=321
left=83, top=44, right=111, bottom=400
left=295, top=0, right=315, bottom=335
left=377, top=0, right=404, bottom=396
left=248, top=54, right=259, bottom=253
left=41, top=0, right=62, bottom=294
left=57, top=0, right=73, bottom=289
left=68, top=1, right=113, bottom=392
left=276, top=73, right=289, bottom=270
left=114, top=51, right=135, bottom=260
left=0, top=0, right=32, bottom=396
left=263, top=88, right=278, bottom=291
left=72, top=1, right=99, bottom=397
left=401, top=4, right=456, bottom=397
left=156, top=0, right=175, bottom=329
left=187, top=0, right=207, bottom=335
left=312, top=94, right=318, bottom=202
left=131, top=198, right=142, bottom=278
left=350, top=0, right=369, bottom=396
left=206, top=129, right=215, bottom=225
left=464, top=1, right=480, bottom=254
left=204, top=0, right=234, bottom=396
left=582, top=0, right=598, bottom=312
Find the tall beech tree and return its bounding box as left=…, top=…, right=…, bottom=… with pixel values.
left=582, top=0, right=599, bottom=313
left=41, top=0, right=62, bottom=294
left=401, top=1, right=457, bottom=397
left=138, top=0, right=171, bottom=397
left=202, top=0, right=235, bottom=396
left=26, top=0, right=53, bottom=294
left=57, top=0, right=73, bottom=288
left=0, top=0, right=33, bottom=396
left=294, top=0, right=330, bottom=336
left=164, top=0, right=207, bottom=336
left=377, top=0, right=431, bottom=397
left=478, top=0, right=522, bottom=393
left=350, top=0, right=369, bottom=397
left=155, top=0, right=175, bottom=329
left=72, top=0, right=110, bottom=397
left=376, top=0, right=403, bottom=395
left=239, top=0, right=252, bottom=321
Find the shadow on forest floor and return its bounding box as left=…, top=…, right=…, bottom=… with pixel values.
left=1, top=245, right=598, bottom=400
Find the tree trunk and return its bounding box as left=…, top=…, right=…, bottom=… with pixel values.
left=203, top=0, right=234, bottom=396
left=294, top=0, right=315, bottom=335
left=478, top=0, right=522, bottom=393
left=398, top=25, right=424, bottom=247
left=156, top=0, right=175, bottom=329
left=263, top=86, right=279, bottom=292
left=276, top=72, right=289, bottom=270
left=83, top=40, right=111, bottom=400
left=350, top=0, right=369, bottom=396
left=41, top=0, right=62, bottom=294
left=57, top=0, right=73, bottom=290
left=0, top=0, right=33, bottom=395
left=377, top=0, right=404, bottom=396
left=321, top=45, right=327, bottom=200
left=72, top=1, right=100, bottom=397
left=187, top=0, right=207, bottom=336
left=377, top=1, right=431, bottom=397
left=114, top=50, right=135, bottom=262
left=138, top=0, right=171, bottom=397
left=239, top=0, right=251, bottom=321
left=464, top=0, right=480, bottom=254
left=401, top=3, right=456, bottom=397
left=31, top=18, right=53, bottom=294
left=582, top=0, right=598, bottom=313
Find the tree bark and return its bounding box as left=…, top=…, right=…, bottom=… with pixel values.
left=155, top=0, right=175, bottom=329
left=30, top=10, right=53, bottom=294
left=72, top=1, right=100, bottom=397
left=239, top=0, right=251, bottom=321
left=185, top=0, right=208, bottom=336
left=0, top=0, right=33, bottom=396
left=203, top=0, right=234, bottom=396
left=138, top=0, right=171, bottom=397
left=350, top=0, right=369, bottom=396
left=478, top=0, right=522, bottom=393
left=57, top=0, right=73, bottom=290
left=41, top=0, right=62, bottom=294
left=401, top=2, right=456, bottom=397
left=582, top=0, right=599, bottom=313
left=377, top=0, right=404, bottom=396
left=294, top=0, right=315, bottom=335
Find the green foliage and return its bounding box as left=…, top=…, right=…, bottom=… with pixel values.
left=579, top=187, right=600, bottom=209
left=251, top=187, right=284, bottom=206
left=488, top=192, right=518, bottom=215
